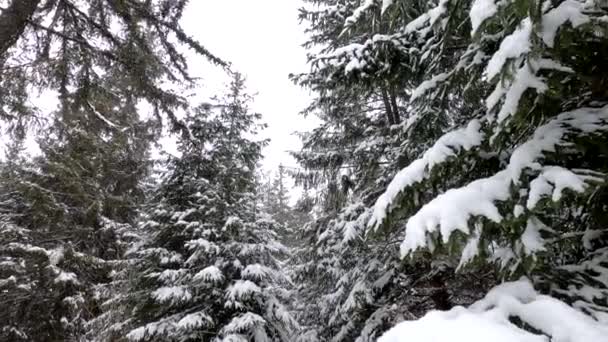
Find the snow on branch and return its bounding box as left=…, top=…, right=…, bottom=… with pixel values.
left=241, top=264, right=272, bottom=281
left=127, top=316, right=178, bottom=341
left=402, top=0, right=449, bottom=36
left=484, top=0, right=591, bottom=80
left=221, top=312, right=266, bottom=334
left=400, top=105, right=608, bottom=257
left=381, top=0, right=394, bottom=13
left=470, top=0, right=498, bottom=35
left=313, top=33, right=408, bottom=76
left=541, top=0, right=591, bottom=48
left=193, top=266, right=224, bottom=283
left=177, top=311, right=214, bottom=330
left=487, top=58, right=573, bottom=124
left=557, top=247, right=608, bottom=321
left=378, top=278, right=608, bottom=342
left=151, top=286, right=192, bottom=304
left=86, top=101, right=127, bottom=131
left=343, top=0, right=378, bottom=32
left=369, top=119, right=484, bottom=230
left=410, top=72, right=451, bottom=102
left=226, top=280, right=262, bottom=302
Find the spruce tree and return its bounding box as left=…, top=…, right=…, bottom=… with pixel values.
left=0, top=75, right=152, bottom=340
left=369, top=0, right=608, bottom=320
left=120, top=74, right=297, bottom=342
left=290, top=1, right=493, bottom=340
left=0, top=0, right=225, bottom=131
left=306, top=0, right=608, bottom=339
left=260, top=166, right=299, bottom=243
left=266, top=167, right=292, bottom=226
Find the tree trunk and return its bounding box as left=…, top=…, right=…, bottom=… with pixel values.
left=0, top=0, right=41, bottom=57
left=389, top=85, right=401, bottom=124
left=381, top=87, right=395, bottom=126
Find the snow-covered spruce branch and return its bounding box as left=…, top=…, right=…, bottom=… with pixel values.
left=372, top=105, right=608, bottom=259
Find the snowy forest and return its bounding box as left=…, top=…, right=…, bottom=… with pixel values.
left=1, top=0, right=608, bottom=341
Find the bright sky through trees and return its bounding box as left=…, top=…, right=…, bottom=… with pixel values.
left=181, top=0, right=320, bottom=172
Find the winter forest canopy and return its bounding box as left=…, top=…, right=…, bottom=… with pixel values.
left=0, top=0, right=608, bottom=341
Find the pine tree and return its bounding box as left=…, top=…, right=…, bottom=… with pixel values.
left=332, top=0, right=608, bottom=339
left=370, top=0, right=608, bottom=315
left=119, top=74, right=297, bottom=342
left=0, top=0, right=225, bottom=131
left=260, top=166, right=300, bottom=243
left=266, top=166, right=292, bottom=226
left=290, top=1, right=494, bottom=340
left=0, top=68, right=152, bottom=340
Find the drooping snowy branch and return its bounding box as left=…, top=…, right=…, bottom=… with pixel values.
left=401, top=105, right=608, bottom=257
left=369, top=119, right=484, bottom=230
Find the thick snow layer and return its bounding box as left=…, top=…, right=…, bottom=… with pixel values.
left=226, top=280, right=262, bottom=301
left=54, top=271, right=79, bottom=284
left=151, top=286, right=192, bottom=304
left=470, top=0, right=497, bottom=34
left=177, top=311, right=213, bottom=330
left=379, top=278, right=608, bottom=342
left=485, top=18, right=532, bottom=80
left=381, top=0, right=394, bottom=13
left=400, top=105, right=608, bottom=256
left=457, top=224, right=482, bottom=270
left=242, top=264, right=272, bottom=281
left=541, top=0, right=590, bottom=48
left=193, top=266, right=224, bottom=283
left=403, top=0, right=449, bottom=36
left=520, top=217, right=547, bottom=254
left=370, top=120, right=483, bottom=229
left=487, top=58, right=572, bottom=124
left=410, top=72, right=450, bottom=101
left=127, top=319, right=174, bottom=341
left=526, top=166, right=598, bottom=209
left=185, top=238, right=220, bottom=254
left=402, top=169, right=511, bottom=255
left=379, top=306, right=545, bottom=342
left=344, top=0, right=376, bottom=28
left=222, top=312, right=266, bottom=334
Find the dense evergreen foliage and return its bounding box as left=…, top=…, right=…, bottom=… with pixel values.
left=0, top=76, right=151, bottom=340
left=0, top=0, right=224, bottom=131
left=1, top=0, right=608, bottom=341
left=103, top=75, right=297, bottom=342
left=290, top=0, right=608, bottom=340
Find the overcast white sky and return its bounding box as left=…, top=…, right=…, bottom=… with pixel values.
left=180, top=0, right=320, bottom=173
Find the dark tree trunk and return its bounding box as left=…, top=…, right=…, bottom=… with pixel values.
left=430, top=274, right=452, bottom=311
left=0, top=0, right=41, bottom=57
left=389, top=85, right=401, bottom=124
left=381, top=87, right=396, bottom=126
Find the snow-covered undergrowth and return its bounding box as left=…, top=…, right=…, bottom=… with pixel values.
left=379, top=278, right=608, bottom=342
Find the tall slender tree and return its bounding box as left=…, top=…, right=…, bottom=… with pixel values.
left=0, top=68, right=153, bottom=340
left=117, top=74, right=297, bottom=342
